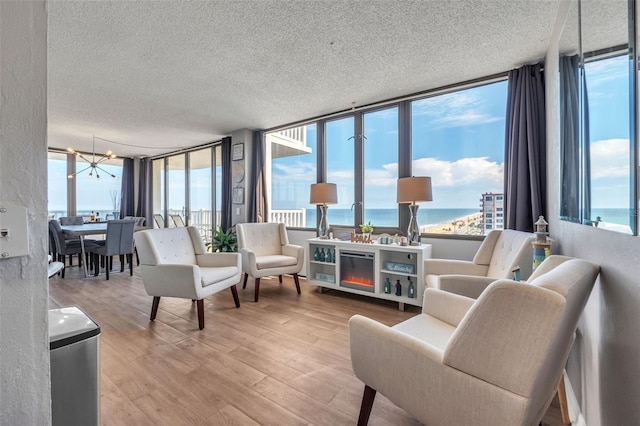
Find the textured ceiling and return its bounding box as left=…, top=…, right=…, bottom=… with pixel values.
left=48, top=0, right=564, bottom=158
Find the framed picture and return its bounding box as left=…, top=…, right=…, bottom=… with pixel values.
left=232, top=187, right=244, bottom=204
left=232, top=143, right=244, bottom=161
left=331, top=226, right=354, bottom=241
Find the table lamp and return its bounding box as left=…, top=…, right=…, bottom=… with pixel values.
left=397, top=176, right=433, bottom=245
left=310, top=183, right=338, bottom=238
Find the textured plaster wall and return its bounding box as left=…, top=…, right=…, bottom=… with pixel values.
left=0, top=1, right=50, bottom=424
left=546, top=2, right=640, bottom=424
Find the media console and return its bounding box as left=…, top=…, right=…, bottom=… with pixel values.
left=306, top=238, right=432, bottom=310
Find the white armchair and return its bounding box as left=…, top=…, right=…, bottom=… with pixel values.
left=350, top=255, right=599, bottom=425
left=236, top=222, right=304, bottom=302
left=134, top=226, right=242, bottom=330
left=425, top=229, right=535, bottom=298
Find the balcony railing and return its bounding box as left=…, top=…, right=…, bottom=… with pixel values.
left=49, top=208, right=308, bottom=242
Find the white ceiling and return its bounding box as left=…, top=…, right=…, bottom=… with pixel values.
left=48, top=0, right=563, bottom=158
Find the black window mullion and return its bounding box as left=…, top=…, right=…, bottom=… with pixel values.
left=354, top=113, right=364, bottom=227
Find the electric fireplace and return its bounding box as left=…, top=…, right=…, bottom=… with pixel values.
left=340, top=250, right=375, bottom=292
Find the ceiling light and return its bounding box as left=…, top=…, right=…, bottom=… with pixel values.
left=66, top=136, right=118, bottom=180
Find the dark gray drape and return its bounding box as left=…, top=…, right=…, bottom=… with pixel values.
left=220, top=137, right=233, bottom=231
left=119, top=157, right=135, bottom=218
left=504, top=63, right=547, bottom=232
left=582, top=72, right=591, bottom=222
left=559, top=55, right=581, bottom=221
left=136, top=158, right=153, bottom=227
left=248, top=131, right=268, bottom=223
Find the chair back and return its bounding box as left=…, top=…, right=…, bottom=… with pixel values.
left=59, top=216, right=84, bottom=225
left=474, top=229, right=535, bottom=280
left=153, top=214, right=165, bottom=228
left=237, top=222, right=288, bottom=256
left=124, top=216, right=146, bottom=226
left=134, top=226, right=203, bottom=266
left=102, top=220, right=136, bottom=256
left=48, top=220, right=68, bottom=252
left=171, top=214, right=186, bottom=227
left=443, top=256, right=599, bottom=423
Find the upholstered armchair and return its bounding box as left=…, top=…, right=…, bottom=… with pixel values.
left=350, top=255, right=599, bottom=426
left=236, top=222, right=304, bottom=302
left=134, top=226, right=242, bottom=330
left=424, top=229, right=535, bottom=299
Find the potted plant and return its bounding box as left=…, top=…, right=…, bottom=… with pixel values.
left=207, top=226, right=238, bottom=252
left=359, top=221, right=374, bottom=237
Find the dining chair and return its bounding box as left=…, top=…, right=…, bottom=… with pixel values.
left=124, top=216, right=146, bottom=265
left=153, top=214, right=165, bottom=228
left=91, top=219, right=136, bottom=280
left=59, top=216, right=84, bottom=225
left=48, top=220, right=98, bottom=278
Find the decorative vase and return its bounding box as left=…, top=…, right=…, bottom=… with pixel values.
left=112, top=211, right=120, bottom=220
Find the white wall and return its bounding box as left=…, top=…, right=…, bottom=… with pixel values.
left=546, top=2, right=640, bottom=424
left=0, top=1, right=50, bottom=424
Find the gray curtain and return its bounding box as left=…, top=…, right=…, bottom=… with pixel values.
left=220, top=137, right=233, bottom=231
left=559, top=55, right=581, bottom=221
left=248, top=130, right=268, bottom=223
left=136, top=158, right=153, bottom=227
left=504, top=63, right=547, bottom=232
left=119, top=157, right=135, bottom=218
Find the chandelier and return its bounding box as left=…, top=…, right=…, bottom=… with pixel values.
left=66, top=136, right=118, bottom=179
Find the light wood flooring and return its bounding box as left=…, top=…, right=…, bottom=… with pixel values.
left=49, top=260, right=566, bottom=426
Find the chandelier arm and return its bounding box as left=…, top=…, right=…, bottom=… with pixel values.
left=95, top=156, right=112, bottom=164
left=74, top=153, right=92, bottom=163
left=95, top=165, right=118, bottom=178
left=72, top=165, right=94, bottom=176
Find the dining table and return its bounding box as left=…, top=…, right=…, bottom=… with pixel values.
left=61, top=222, right=147, bottom=278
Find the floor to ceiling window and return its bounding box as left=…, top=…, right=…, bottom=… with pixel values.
left=47, top=150, right=123, bottom=219
left=326, top=117, right=355, bottom=226
left=411, top=80, right=507, bottom=235
left=266, top=124, right=317, bottom=228
left=263, top=78, right=507, bottom=236
left=152, top=144, right=221, bottom=239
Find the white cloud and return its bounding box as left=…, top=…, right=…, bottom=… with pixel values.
left=590, top=138, right=629, bottom=179
left=412, top=156, right=503, bottom=187
left=412, top=90, right=504, bottom=128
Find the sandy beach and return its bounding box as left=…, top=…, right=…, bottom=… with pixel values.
left=421, top=212, right=484, bottom=235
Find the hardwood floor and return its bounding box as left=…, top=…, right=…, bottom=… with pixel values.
left=49, top=262, right=566, bottom=426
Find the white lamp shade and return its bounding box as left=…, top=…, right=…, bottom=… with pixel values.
left=310, top=183, right=338, bottom=205
left=397, top=177, right=433, bottom=203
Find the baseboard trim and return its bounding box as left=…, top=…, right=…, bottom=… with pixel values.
left=563, top=371, right=586, bottom=426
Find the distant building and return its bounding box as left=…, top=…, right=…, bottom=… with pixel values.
left=480, top=193, right=504, bottom=234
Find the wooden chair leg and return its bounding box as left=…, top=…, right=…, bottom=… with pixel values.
left=150, top=296, right=160, bottom=321
left=197, top=299, right=205, bottom=330
left=105, top=258, right=110, bottom=280
left=230, top=285, right=240, bottom=308
left=242, top=273, right=249, bottom=289
left=254, top=277, right=261, bottom=302
left=94, top=255, right=100, bottom=277
left=293, top=273, right=301, bottom=295
left=558, top=374, right=571, bottom=424
left=357, top=385, right=377, bottom=426
left=128, top=254, right=133, bottom=276
left=135, top=247, right=140, bottom=266
left=120, top=254, right=125, bottom=272
left=278, top=275, right=283, bottom=283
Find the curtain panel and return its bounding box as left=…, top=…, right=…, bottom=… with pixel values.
left=136, top=157, right=153, bottom=227
left=248, top=130, right=268, bottom=223
left=504, top=63, right=547, bottom=232
left=220, top=137, right=233, bottom=231
left=119, top=157, right=135, bottom=218
left=559, top=55, right=581, bottom=221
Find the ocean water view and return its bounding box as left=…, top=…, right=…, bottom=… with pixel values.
left=309, top=208, right=479, bottom=229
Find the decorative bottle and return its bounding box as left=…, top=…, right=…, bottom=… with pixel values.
left=326, top=248, right=332, bottom=263
left=90, top=211, right=95, bottom=221
left=314, top=247, right=320, bottom=261
left=408, top=277, right=415, bottom=299
left=384, top=277, right=391, bottom=294
left=320, top=248, right=326, bottom=262
left=395, top=279, right=402, bottom=296
left=96, top=211, right=100, bottom=222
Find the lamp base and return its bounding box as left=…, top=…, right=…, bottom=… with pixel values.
left=318, top=204, right=329, bottom=238
left=407, top=203, right=421, bottom=244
